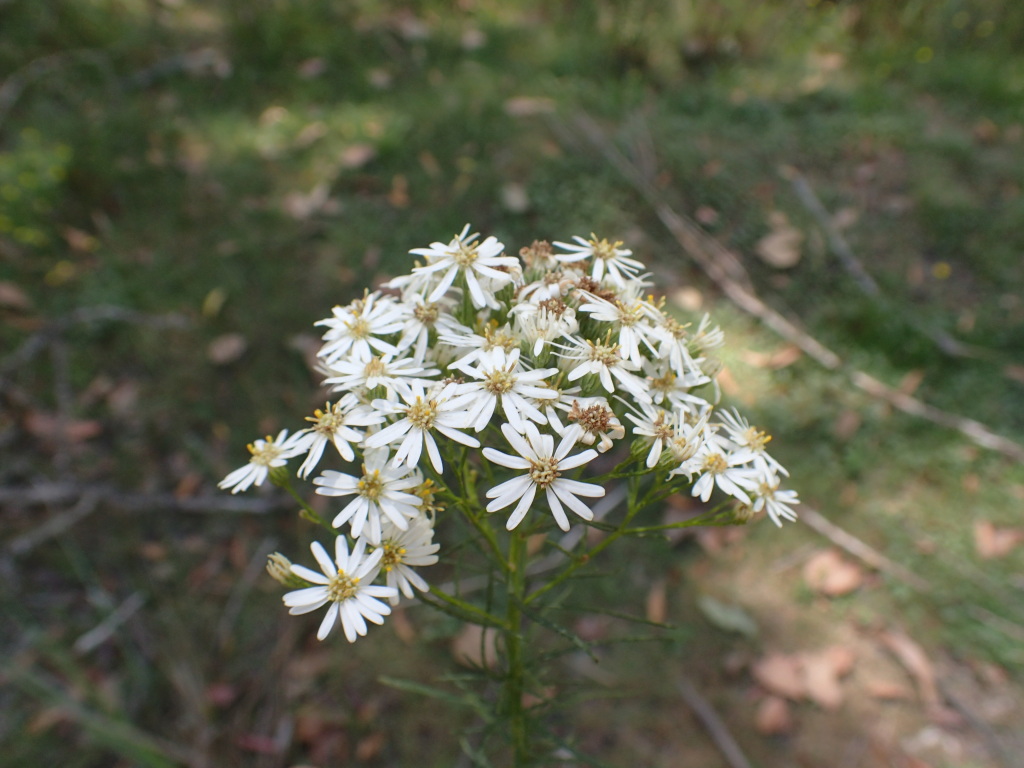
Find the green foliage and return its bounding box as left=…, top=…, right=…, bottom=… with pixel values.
left=2, top=0, right=1023, bottom=765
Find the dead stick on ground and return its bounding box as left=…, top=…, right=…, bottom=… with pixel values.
left=782, top=165, right=880, bottom=296
left=785, top=165, right=999, bottom=362
left=568, top=114, right=1024, bottom=464
left=677, top=676, right=754, bottom=768
left=797, top=505, right=931, bottom=591
left=7, top=489, right=101, bottom=556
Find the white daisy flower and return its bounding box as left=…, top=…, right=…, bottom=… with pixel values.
left=553, top=235, right=646, bottom=287
left=410, top=225, right=520, bottom=309
left=363, top=382, right=481, bottom=473
left=313, top=449, right=423, bottom=544
left=218, top=429, right=303, bottom=494
left=292, top=397, right=385, bottom=478
left=316, top=292, right=404, bottom=364
left=717, top=409, right=788, bottom=477
left=376, top=514, right=441, bottom=605
left=691, top=313, right=725, bottom=355
left=642, top=358, right=712, bottom=411
left=483, top=422, right=605, bottom=532
left=322, top=354, right=436, bottom=401
left=575, top=291, right=661, bottom=367
left=684, top=442, right=760, bottom=505
left=393, top=292, right=461, bottom=362
left=509, top=297, right=579, bottom=357
left=650, top=313, right=701, bottom=377
left=557, top=397, right=625, bottom=453
left=283, top=538, right=398, bottom=642
left=441, top=322, right=519, bottom=373
left=750, top=476, right=800, bottom=527
left=624, top=403, right=677, bottom=468
left=555, top=333, right=651, bottom=404
left=455, top=347, right=559, bottom=433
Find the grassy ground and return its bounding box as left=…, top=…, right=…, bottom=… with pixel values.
left=2, top=1, right=1023, bottom=766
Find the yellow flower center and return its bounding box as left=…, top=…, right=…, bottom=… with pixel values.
left=528, top=456, right=561, bottom=488
left=743, top=426, right=772, bottom=453
left=454, top=242, right=479, bottom=268
left=587, top=340, right=621, bottom=367
left=346, top=317, right=370, bottom=339
left=483, top=369, right=516, bottom=394
left=588, top=236, right=624, bottom=261
left=380, top=542, right=407, bottom=572
left=702, top=453, right=728, bottom=475
left=308, top=402, right=343, bottom=434
left=247, top=437, right=282, bottom=466
left=413, top=302, right=440, bottom=325
left=327, top=569, right=359, bottom=602
left=357, top=469, right=385, bottom=501
left=406, top=397, right=438, bottom=430
left=364, top=357, right=387, bottom=378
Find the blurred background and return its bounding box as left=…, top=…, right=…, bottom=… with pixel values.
left=2, top=1, right=1023, bottom=766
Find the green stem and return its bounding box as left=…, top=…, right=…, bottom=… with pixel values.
left=525, top=474, right=648, bottom=607
left=504, top=528, right=530, bottom=765
left=276, top=476, right=334, bottom=533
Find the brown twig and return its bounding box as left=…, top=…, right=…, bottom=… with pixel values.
left=0, top=305, right=190, bottom=383
left=0, top=483, right=288, bottom=544
left=784, top=165, right=1000, bottom=362
left=782, top=165, right=881, bottom=296
left=566, top=114, right=1024, bottom=463
left=797, top=505, right=931, bottom=591
left=676, top=675, right=754, bottom=768
left=6, top=489, right=101, bottom=556
left=73, top=591, right=146, bottom=655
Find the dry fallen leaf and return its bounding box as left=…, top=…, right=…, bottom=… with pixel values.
left=879, top=631, right=939, bottom=712
left=388, top=174, right=409, bottom=208
left=389, top=607, right=417, bottom=645
left=282, top=183, right=331, bottom=220
left=355, top=732, right=386, bottom=761
left=740, top=344, right=803, bottom=370
left=801, top=650, right=846, bottom=710
left=756, top=211, right=803, bottom=269
left=803, top=549, right=864, bottom=597
left=973, top=520, right=1024, bottom=559
left=754, top=695, right=793, bottom=735
left=898, top=369, right=926, bottom=396
left=864, top=678, right=914, bottom=700
left=451, top=623, right=499, bottom=669
left=832, top=408, right=862, bottom=442
left=752, top=653, right=806, bottom=700
left=503, top=96, right=555, bottom=116
left=207, top=333, right=247, bottom=365
left=0, top=281, right=33, bottom=311
left=645, top=578, right=668, bottom=624
left=339, top=143, right=377, bottom=169
left=24, top=412, right=102, bottom=443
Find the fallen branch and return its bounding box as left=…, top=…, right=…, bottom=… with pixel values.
left=566, top=114, right=1024, bottom=464
left=676, top=675, right=754, bottom=768
left=1, top=305, right=190, bottom=383
left=782, top=166, right=880, bottom=296
left=6, top=489, right=101, bottom=556
left=74, top=591, right=146, bottom=655
left=785, top=166, right=1001, bottom=363
left=0, top=482, right=289, bottom=548
left=797, top=505, right=931, bottom=591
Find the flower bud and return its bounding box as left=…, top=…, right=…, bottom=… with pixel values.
left=266, top=552, right=310, bottom=588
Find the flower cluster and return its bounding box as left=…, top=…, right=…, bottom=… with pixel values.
left=219, top=226, right=798, bottom=642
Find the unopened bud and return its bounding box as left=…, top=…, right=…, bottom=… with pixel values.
left=266, top=552, right=309, bottom=588
left=732, top=502, right=757, bottom=524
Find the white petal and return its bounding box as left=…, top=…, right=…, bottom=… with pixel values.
left=317, top=602, right=340, bottom=640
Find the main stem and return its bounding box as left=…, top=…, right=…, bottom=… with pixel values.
left=504, top=528, right=529, bottom=765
